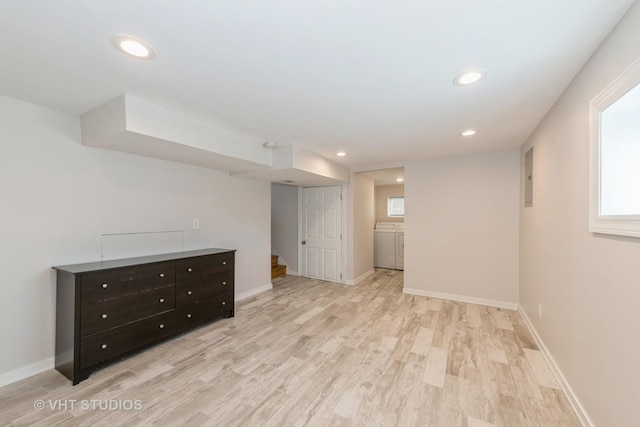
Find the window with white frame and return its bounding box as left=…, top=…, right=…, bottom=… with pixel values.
left=387, top=196, right=404, bottom=217
left=589, top=57, right=640, bottom=237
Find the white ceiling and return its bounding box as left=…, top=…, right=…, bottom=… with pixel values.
left=0, top=0, right=634, bottom=168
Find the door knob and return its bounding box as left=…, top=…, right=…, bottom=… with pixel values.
left=301, top=241, right=306, bottom=245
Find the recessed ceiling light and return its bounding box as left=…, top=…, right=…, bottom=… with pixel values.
left=396, top=178, right=404, bottom=182
left=461, top=129, right=477, bottom=137
left=453, top=69, right=486, bottom=86
left=111, top=34, right=156, bottom=59
left=336, top=151, right=347, bottom=157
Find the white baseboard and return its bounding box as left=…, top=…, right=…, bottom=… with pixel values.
left=235, top=283, right=273, bottom=301
left=519, top=307, right=592, bottom=427
left=345, top=269, right=375, bottom=286
left=286, top=270, right=299, bottom=276
left=402, top=288, right=518, bottom=310
left=0, top=357, right=54, bottom=388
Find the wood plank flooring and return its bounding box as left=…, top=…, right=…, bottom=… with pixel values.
left=0, top=270, right=580, bottom=426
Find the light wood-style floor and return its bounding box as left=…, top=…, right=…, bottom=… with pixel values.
left=0, top=270, right=580, bottom=426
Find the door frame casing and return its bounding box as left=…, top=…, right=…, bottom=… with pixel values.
left=298, top=184, right=347, bottom=284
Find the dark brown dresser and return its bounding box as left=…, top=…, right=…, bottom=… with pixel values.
left=53, top=248, right=235, bottom=385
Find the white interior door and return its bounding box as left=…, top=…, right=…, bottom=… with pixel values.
left=301, top=186, right=342, bottom=282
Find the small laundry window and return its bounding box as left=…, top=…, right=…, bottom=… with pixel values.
left=387, top=197, right=405, bottom=217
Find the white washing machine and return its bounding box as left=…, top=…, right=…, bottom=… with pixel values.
left=374, top=222, right=404, bottom=270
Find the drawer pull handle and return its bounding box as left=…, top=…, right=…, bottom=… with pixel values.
left=101, top=283, right=108, bottom=289
left=159, top=273, right=165, bottom=278
left=101, top=313, right=108, bottom=319
left=186, top=314, right=192, bottom=318
left=187, top=268, right=193, bottom=273
left=101, top=344, right=108, bottom=350
left=221, top=301, right=226, bottom=306
left=159, top=298, right=165, bottom=303
left=187, top=291, right=192, bottom=295
left=222, top=281, right=227, bottom=285
left=159, top=324, right=165, bottom=329
left=222, top=261, right=227, bottom=265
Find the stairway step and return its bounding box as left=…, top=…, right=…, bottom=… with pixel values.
left=271, top=255, right=278, bottom=268
left=271, top=264, right=287, bottom=279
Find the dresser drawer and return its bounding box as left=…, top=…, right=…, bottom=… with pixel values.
left=176, top=272, right=233, bottom=307
left=176, top=292, right=233, bottom=330
left=81, top=287, right=175, bottom=337
left=176, top=253, right=233, bottom=284
left=80, top=311, right=175, bottom=368
left=81, top=261, right=175, bottom=304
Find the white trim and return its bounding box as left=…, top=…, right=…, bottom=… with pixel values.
left=341, top=183, right=348, bottom=284
left=235, top=283, right=273, bottom=301
left=519, top=307, right=592, bottom=427
left=0, top=357, right=54, bottom=388
left=286, top=270, right=299, bottom=276
left=345, top=269, right=375, bottom=286
left=297, top=186, right=304, bottom=278
left=402, top=287, right=518, bottom=310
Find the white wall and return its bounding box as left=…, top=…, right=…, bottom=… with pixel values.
left=0, top=95, right=271, bottom=385
left=519, top=2, right=640, bottom=426
left=404, top=149, right=520, bottom=308
left=351, top=173, right=375, bottom=282
left=271, top=183, right=299, bottom=273
left=375, top=184, right=405, bottom=223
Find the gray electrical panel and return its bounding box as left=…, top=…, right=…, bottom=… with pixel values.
left=525, top=147, right=533, bottom=207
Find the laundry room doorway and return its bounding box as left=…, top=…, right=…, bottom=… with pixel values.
left=359, top=167, right=405, bottom=272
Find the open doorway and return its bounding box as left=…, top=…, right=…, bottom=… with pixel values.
left=360, top=168, right=405, bottom=271
left=271, top=183, right=299, bottom=278
left=271, top=183, right=345, bottom=284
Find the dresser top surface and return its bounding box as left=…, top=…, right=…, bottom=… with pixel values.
left=53, top=248, right=235, bottom=274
